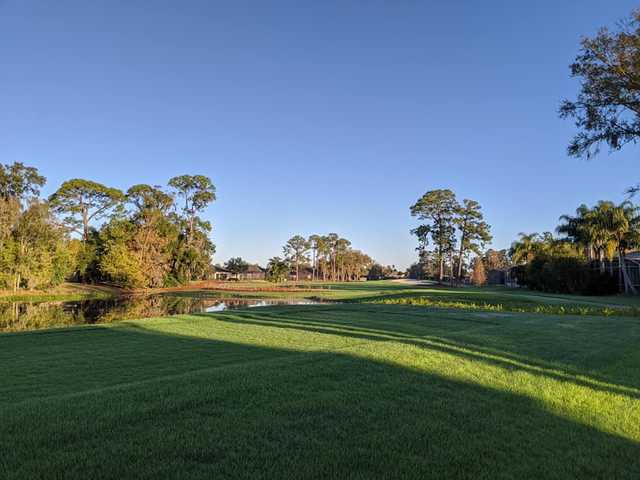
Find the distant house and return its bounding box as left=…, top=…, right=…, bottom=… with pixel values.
left=214, top=264, right=266, bottom=281
left=241, top=264, right=266, bottom=281
left=288, top=266, right=313, bottom=281
left=213, top=266, right=234, bottom=281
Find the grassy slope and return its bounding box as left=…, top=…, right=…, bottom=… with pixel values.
left=1, top=303, right=639, bottom=478
left=198, top=280, right=640, bottom=304
left=5, top=279, right=640, bottom=311
left=197, top=281, right=640, bottom=315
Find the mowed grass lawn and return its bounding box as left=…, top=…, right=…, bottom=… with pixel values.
left=2, top=300, right=640, bottom=477
left=206, top=280, right=640, bottom=313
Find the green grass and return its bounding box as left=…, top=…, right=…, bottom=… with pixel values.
left=199, top=280, right=640, bottom=316
left=2, top=301, right=640, bottom=478
left=359, top=293, right=640, bottom=316
left=7, top=279, right=639, bottom=317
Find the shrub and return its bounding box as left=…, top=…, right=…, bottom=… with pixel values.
left=520, top=254, right=618, bottom=295
left=367, top=264, right=384, bottom=280
left=582, top=270, right=619, bottom=295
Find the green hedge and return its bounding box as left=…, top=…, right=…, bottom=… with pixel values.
left=514, top=256, right=618, bottom=295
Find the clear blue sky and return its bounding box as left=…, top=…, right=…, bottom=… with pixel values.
left=2, top=1, right=638, bottom=268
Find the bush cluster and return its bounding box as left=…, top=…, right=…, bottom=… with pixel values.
left=514, top=255, right=618, bottom=295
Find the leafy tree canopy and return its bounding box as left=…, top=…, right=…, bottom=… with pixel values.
left=126, top=184, right=174, bottom=214
left=266, top=256, right=289, bottom=283
left=560, top=9, right=640, bottom=158
left=0, top=162, right=46, bottom=203
left=225, top=257, right=249, bottom=274
left=49, top=179, right=124, bottom=240
left=168, top=175, right=216, bottom=214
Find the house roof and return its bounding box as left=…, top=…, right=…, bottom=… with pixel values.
left=214, top=266, right=233, bottom=273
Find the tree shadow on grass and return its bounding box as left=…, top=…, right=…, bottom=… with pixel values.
left=0, top=322, right=298, bottom=404
left=198, top=306, right=640, bottom=399
left=0, top=322, right=638, bottom=479
left=339, top=290, right=592, bottom=308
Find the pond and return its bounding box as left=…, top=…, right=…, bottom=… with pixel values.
left=0, top=294, right=324, bottom=333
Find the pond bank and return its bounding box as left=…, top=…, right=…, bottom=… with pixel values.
left=0, top=294, right=328, bottom=333
left=0, top=280, right=330, bottom=304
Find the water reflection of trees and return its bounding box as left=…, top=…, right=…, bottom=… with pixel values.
left=0, top=295, right=230, bottom=332
left=0, top=302, right=77, bottom=332
left=0, top=296, right=315, bottom=332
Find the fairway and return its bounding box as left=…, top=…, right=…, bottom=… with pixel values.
left=1, top=303, right=639, bottom=478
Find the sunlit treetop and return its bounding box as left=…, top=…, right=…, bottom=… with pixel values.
left=561, top=9, right=640, bottom=158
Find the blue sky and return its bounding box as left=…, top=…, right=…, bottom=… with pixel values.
left=1, top=1, right=638, bottom=268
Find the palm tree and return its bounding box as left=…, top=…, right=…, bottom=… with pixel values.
left=571, top=201, right=640, bottom=293
left=509, top=232, right=541, bottom=265
left=558, top=204, right=601, bottom=267
left=266, top=257, right=289, bottom=283
left=584, top=202, right=619, bottom=273
left=599, top=201, right=639, bottom=294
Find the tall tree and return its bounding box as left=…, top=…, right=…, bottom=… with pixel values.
left=454, top=199, right=492, bottom=280
left=126, top=184, right=174, bottom=216
left=98, top=218, right=145, bottom=289
left=342, top=249, right=372, bottom=280
left=0, top=162, right=46, bottom=204
left=126, top=185, right=177, bottom=287
left=49, top=179, right=124, bottom=241
left=170, top=218, right=215, bottom=283
left=411, top=189, right=459, bottom=282
left=1, top=201, right=70, bottom=291
left=560, top=9, right=640, bottom=159
left=325, top=233, right=340, bottom=280
left=167, top=176, right=216, bottom=282
left=411, top=225, right=431, bottom=257
left=335, top=237, right=352, bottom=281
left=316, top=235, right=331, bottom=281
left=308, top=234, right=321, bottom=280
left=0, top=198, right=20, bottom=244
left=283, top=235, right=310, bottom=281
left=168, top=175, right=216, bottom=245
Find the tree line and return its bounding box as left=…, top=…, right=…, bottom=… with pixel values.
left=407, top=193, right=640, bottom=295
left=0, top=162, right=216, bottom=291
left=266, top=234, right=375, bottom=282
left=510, top=200, right=640, bottom=294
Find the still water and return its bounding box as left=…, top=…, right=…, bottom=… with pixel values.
left=0, top=294, right=322, bottom=333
